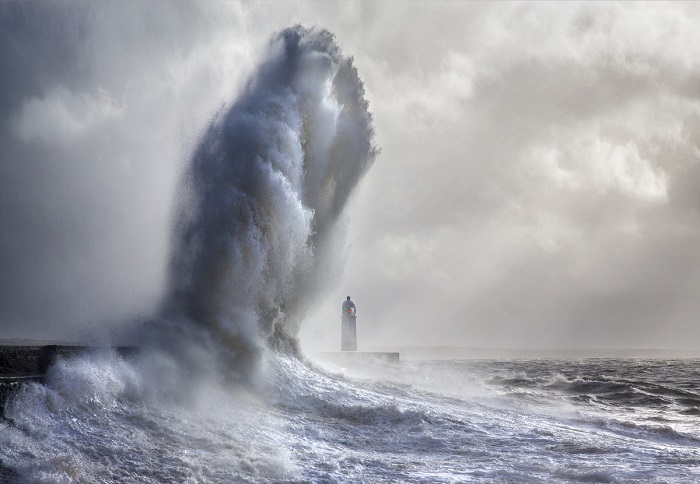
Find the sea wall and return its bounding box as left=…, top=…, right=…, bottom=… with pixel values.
left=0, top=345, right=136, bottom=416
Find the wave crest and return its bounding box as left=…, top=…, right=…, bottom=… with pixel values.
left=161, top=26, right=377, bottom=373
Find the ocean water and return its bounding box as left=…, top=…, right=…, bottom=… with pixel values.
left=1, top=353, right=699, bottom=483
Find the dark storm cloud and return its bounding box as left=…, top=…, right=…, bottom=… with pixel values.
left=0, top=2, right=91, bottom=336
left=0, top=2, right=251, bottom=339
left=0, top=3, right=88, bottom=115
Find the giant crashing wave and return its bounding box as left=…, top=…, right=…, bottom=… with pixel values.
left=156, top=26, right=378, bottom=379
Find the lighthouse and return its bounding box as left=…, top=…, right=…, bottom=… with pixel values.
left=311, top=296, right=399, bottom=364
left=341, top=296, right=357, bottom=351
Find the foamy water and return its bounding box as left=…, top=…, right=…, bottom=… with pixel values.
left=2, top=354, right=699, bottom=482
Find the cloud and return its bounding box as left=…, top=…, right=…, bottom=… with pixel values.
left=0, top=2, right=256, bottom=339
left=2, top=1, right=700, bottom=351
left=528, top=131, right=668, bottom=201
left=14, top=88, right=124, bottom=143
left=301, top=1, right=700, bottom=351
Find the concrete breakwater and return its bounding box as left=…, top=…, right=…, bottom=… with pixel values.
left=0, top=344, right=136, bottom=415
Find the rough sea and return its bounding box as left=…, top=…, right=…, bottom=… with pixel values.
left=1, top=354, right=699, bottom=482
left=2, top=24, right=699, bottom=484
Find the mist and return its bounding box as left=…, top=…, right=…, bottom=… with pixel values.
left=2, top=2, right=700, bottom=353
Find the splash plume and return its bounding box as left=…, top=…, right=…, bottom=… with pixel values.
left=162, top=26, right=377, bottom=369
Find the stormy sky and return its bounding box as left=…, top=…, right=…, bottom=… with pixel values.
left=1, top=2, right=699, bottom=350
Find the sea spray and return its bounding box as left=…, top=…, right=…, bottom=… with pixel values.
left=0, top=26, right=379, bottom=482
left=161, top=26, right=378, bottom=376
